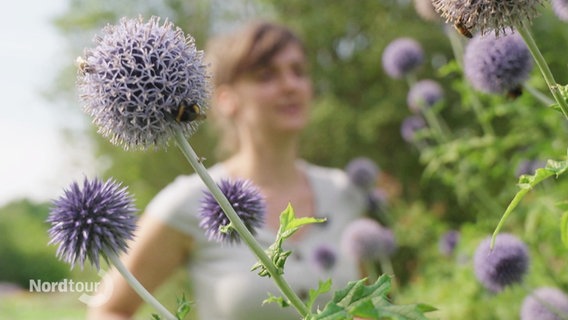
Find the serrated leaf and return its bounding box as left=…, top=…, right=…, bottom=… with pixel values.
left=279, top=203, right=326, bottom=240
left=309, top=276, right=434, bottom=320
left=175, top=293, right=191, bottom=320
left=307, top=279, right=333, bottom=311
left=263, top=292, right=291, bottom=308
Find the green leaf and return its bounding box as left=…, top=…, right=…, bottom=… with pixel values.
left=252, top=203, right=326, bottom=277
left=307, top=279, right=333, bottom=311
left=308, top=276, right=434, bottom=320
left=491, top=157, right=568, bottom=248
left=175, top=293, right=191, bottom=320
left=151, top=314, right=161, bottom=320
left=263, top=292, right=291, bottom=308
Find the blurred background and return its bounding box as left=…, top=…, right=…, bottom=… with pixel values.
left=2, top=0, right=568, bottom=319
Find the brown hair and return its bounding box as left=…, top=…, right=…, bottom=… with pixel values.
left=205, top=21, right=306, bottom=158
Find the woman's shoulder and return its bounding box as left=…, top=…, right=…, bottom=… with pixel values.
left=302, top=161, right=356, bottom=190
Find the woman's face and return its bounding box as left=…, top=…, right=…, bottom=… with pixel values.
left=231, top=43, right=313, bottom=136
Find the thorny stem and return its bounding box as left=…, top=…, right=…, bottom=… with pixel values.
left=172, top=127, right=310, bottom=317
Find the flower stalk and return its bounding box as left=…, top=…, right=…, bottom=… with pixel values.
left=516, top=24, right=568, bottom=119
left=172, top=127, right=310, bottom=317
left=105, top=249, right=177, bottom=320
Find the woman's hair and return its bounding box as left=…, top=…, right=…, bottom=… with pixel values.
left=205, top=21, right=306, bottom=158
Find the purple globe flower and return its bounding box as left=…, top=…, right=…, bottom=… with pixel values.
left=439, top=230, right=460, bottom=256
left=407, top=79, right=444, bottom=113
left=77, top=16, right=209, bottom=150
left=47, top=177, right=138, bottom=270
left=340, top=218, right=396, bottom=261
left=521, top=287, right=568, bottom=320
left=552, top=0, right=568, bottom=22
left=473, top=233, right=530, bottom=292
left=345, top=157, right=380, bottom=190
left=199, top=179, right=266, bottom=244
left=311, top=245, right=337, bottom=272
left=382, top=38, right=424, bottom=79
left=433, top=0, right=545, bottom=36
left=464, top=32, right=533, bottom=94
left=515, top=159, right=546, bottom=177
left=401, top=115, right=427, bottom=143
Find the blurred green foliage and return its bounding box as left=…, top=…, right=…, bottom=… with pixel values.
left=1, top=0, right=566, bottom=319
left=0, top=200, right=70, bottom=288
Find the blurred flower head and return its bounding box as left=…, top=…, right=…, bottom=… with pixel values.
left=521, top=287, right=568, bottom=320
left=401, top=115, right=427, bottom=143
left=382, top=38, right=424, bottom=79
left=311, top=244, right=337, bottom=272
left=341, top=218, right=396, bottom=261
left=432, top=0, right=545, bottom=36
left=77, top=16, right=209, bottom=150
left=439, top=230, right=460, bottom=256
left=407, top=79, right=444, bottom=113
left=464, top=32, right=532, bottom=94
left=515, top=159, right=546, bottom=177
left=47, top=177, right=138, bottom=270
left=345, top=157, right=380, bottom=190
left=552, top=0, right=568, bottom=22
left=474, top=233, right=530, bottom=292
left=199, top=179, right=266, bottom=244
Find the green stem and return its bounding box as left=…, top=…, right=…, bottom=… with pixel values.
left=517, top=23, right=568, bottom=119
left=105, top=250, right=177, bottom=320
left=172, top=127, right=309, bottom=317
left=523, top=83, right=555, bottom=106
left=378, top=257, right=397, bottom=296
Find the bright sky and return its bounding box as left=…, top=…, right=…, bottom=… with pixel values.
left=0, top=1, right=97, bottom=206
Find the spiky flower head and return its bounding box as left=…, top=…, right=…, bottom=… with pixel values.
left=311, top=245, right=337, bottom=272
left=432, top=0, right=545, bottom=36
left=464, top=32, right=532, bottom=95
left=439, top=230, right=460, bottom=256
left=47, top=177, right=138, bottom=270
left=199, top=179, right=266, bottom=244
left=341, top=218, right=396, bottom=261
left=474, top=233, right=529, bottom=292
left=382, top=38, right=424, bottom=79
left=552, top=0, right=568, bottom=22
left=401, top=115, right=427, bottom=143
left=521, top=287, right=568, bottom=320
left=345, top=157, right=380, bottom=190
left=77, top=16, right=209, bottom=150
left=407, top=79, right=444, bottom=113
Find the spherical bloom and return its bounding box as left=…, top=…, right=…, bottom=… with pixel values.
left=345, top=157, right=380, bottom=190
left=311, top=245, right=337, bottom=272
left=340, top=218, right=396, bottom=261
left=521, top=287, right=568, bottom=320
left=407, top=79, right=444, bottom=113
left=552, top=0, right=568, bottom=22
left=382, top=38, right=424, bottom=79
left=464, top=32, right=532, bottom=94
left=401, top=115, right=427, bottom=143
left=199, top=179, right=266, bottom=244
left=473, top=233, right=530, bottom=292
left=439, top=230, right=460, bottom=256
left=47, top=177, right=138, bottom=270
left=77, top=16, right=209, bottom=150
left=432, top=0, right=545, bottom=36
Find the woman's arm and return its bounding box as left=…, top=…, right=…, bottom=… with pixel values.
left=87, top=215, right=193, bottom=319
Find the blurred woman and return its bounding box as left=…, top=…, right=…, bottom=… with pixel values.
left=87, top=21, right=366, bottom=320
